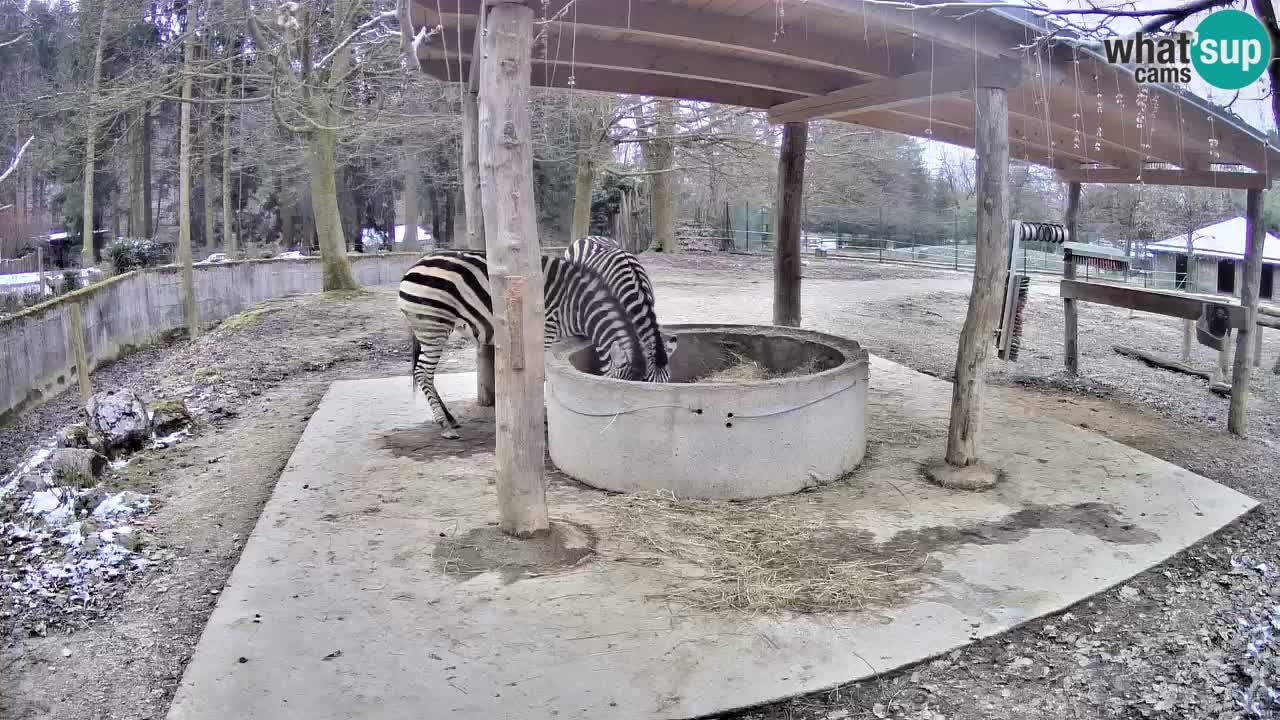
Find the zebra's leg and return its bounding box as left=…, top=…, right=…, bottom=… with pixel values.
left=411, top=327, right=463, bottom=439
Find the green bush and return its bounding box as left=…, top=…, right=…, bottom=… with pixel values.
left=62, top=269, right=81, bottom=292
left=107, top=238, right=167, bottom=271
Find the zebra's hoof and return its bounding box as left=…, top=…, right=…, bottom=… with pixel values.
left=441, top=428, right=461, bottom=440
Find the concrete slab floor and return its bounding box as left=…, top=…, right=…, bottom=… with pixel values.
left=167, top=361, right=1257, bottom=720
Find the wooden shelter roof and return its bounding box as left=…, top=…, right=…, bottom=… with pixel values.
left=411, top=0, right=1280, bottom=182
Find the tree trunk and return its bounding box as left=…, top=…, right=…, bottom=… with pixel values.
left=178, top=28, right=199, bottom=339
left=129, top=109, right=145, bottom=238
left=479, top=2, right=549, bottom=538
left=81, top=6, right=107, bottom=267
left=428, top=181, right=444, bottom=244
left=306, top=126, right=359, bottom=290
left=402, top=154, right=419, bottom=250
left=142, top=103, right=153, bottom=238
left=444, top=187, right=455, bottom=248
left=945, top=86, right=1010, bottom=469
left=222, top=86, right=235, bottom=256
left=571, top=149, right=596, bottom=240
left=202, top=109, right=216, bottom=252
left=1229, top=189, right=1266, bottom=436
left=650, top=99, right=676, bottom=253
left=773, top=122, right=807, bottom=327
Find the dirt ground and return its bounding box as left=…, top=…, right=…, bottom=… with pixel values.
left=3, top=253, right=1280, bottom=720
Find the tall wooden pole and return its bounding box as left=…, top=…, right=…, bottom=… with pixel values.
left=462, top=56, right=495, bottom=407
left=178, top=24, right=199, bottom=340
left=945, top=86, right=1010, bottom=468
left=479, top=1, right=549, bottom=538
left=1229, top=188, right=1266, bottom=436
left=773, top=121, right=807, bottom=327
left=1062, top=182, right=1081, bottom=375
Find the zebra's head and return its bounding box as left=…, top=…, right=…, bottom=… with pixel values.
left=603, top=339, right=646, bottom=381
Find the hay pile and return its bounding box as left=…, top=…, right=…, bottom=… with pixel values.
left=694, top=349, right=819, bottom=383
left=597, top=491, right=918, bottom=613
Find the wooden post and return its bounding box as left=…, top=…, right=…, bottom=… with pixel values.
left=1228, top=188, right=1266, bottom=436
left=37, top=246, right=45, bottom=297
left=1063, top=182, right=1081, bottom=375
left=773, top=121, right=807, bottom=327
left=1254, top=327, right=1263, bottom=368
left=462, top=62, right=495, bottom=408
left=66, top=303, right=92, bottom=406
left=945, top=86, right=1010, bottom=469
left=478, top=1, right=549, bottom=538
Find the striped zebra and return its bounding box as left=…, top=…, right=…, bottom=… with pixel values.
left=397, top=249, right=646, bottom=439
left=562, top=236, right=677, bottom=382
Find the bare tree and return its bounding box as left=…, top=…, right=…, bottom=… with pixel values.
left=0, top=135, right=32, bottom=185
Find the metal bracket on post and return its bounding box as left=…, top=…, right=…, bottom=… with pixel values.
left=1196, top=303, right=1231, bottom=350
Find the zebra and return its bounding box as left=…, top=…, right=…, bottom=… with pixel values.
left=397, top=249, right=647, bottom=439
left=561, top=236, right=677, bottom=382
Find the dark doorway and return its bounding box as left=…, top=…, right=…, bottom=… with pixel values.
left=1217, top=259, right=1236, bottom=295
left=1262, top=266, right=1274, bottom=300
left=1175, top=254, right=1189, bottom=289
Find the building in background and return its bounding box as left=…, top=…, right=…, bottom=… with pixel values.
left=1148, top=217, right=1279, bottom=301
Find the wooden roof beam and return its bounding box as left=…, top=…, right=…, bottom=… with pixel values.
left=1056, top=167, right=1272, bottom=190
left=418, top=0, right=925, bottom=81
left=807, top=0, right=1018, bottom=57
left=768, top=59, right=1023, bottom=124
left=843, top=109, right=1077, bottom=168
left=420, top=58, right=803, bottom=109
left=429, top=29, right=859, bottom=99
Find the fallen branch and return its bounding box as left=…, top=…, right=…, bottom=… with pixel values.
left=0, top=135, right=33, bottom=185
left=1112, top=344, right=1231, bottom=396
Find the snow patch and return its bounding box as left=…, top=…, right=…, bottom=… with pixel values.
left=92, top=491, right=150, bottom=520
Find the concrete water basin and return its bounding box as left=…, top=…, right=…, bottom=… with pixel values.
left=545, top=323, right=870, bottom=499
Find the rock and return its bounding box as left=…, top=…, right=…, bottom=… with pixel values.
left=50, top=448, right=108, bottom=487
left=16, top=473, right=48, bottom=494
left=56, top=423, right=92, bottom=449
left=87, top=389, right=150, bottom=455
left=149, top=399, right=193, bottom=435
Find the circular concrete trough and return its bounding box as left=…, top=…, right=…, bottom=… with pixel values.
left=546, top=323, right=869, bottom=500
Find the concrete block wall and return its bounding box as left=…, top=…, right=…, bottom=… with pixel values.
left=0, top=253, right=419, bottom=421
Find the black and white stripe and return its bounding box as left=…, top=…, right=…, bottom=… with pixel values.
left=397, top=249, right=646, bottom=438
left=562, top=236, right=676, bottom=382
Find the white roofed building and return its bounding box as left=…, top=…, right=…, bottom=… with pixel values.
left=1147, top=217, right=1279, bottom=301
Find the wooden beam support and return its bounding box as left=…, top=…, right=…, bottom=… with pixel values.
left=66, top=303, right=92, bottom=407
left=1059, top=279, right=1248, bottom=327
left=1229, top=188, right=1266, bottom=437
left=773, top=122, right=807, bottom=327
left=461, top=61, right=493, bottom=407
left=768, top=60, right=1023, bottom=124
left=1063, top=182, right=1081, bottom=376
left=478, top=1, right=549, bottom=537
left=1056, top=168, right=1272, bottom=191
left=945, top=85, right=1010, bottom=469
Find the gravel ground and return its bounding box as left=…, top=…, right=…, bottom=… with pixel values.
left=644, top=252, right=1280, bottom=720
left=4, top=253, right=1280, bottom=720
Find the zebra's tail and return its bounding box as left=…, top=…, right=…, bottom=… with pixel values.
left=409, top=330, right=420, bottom=393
